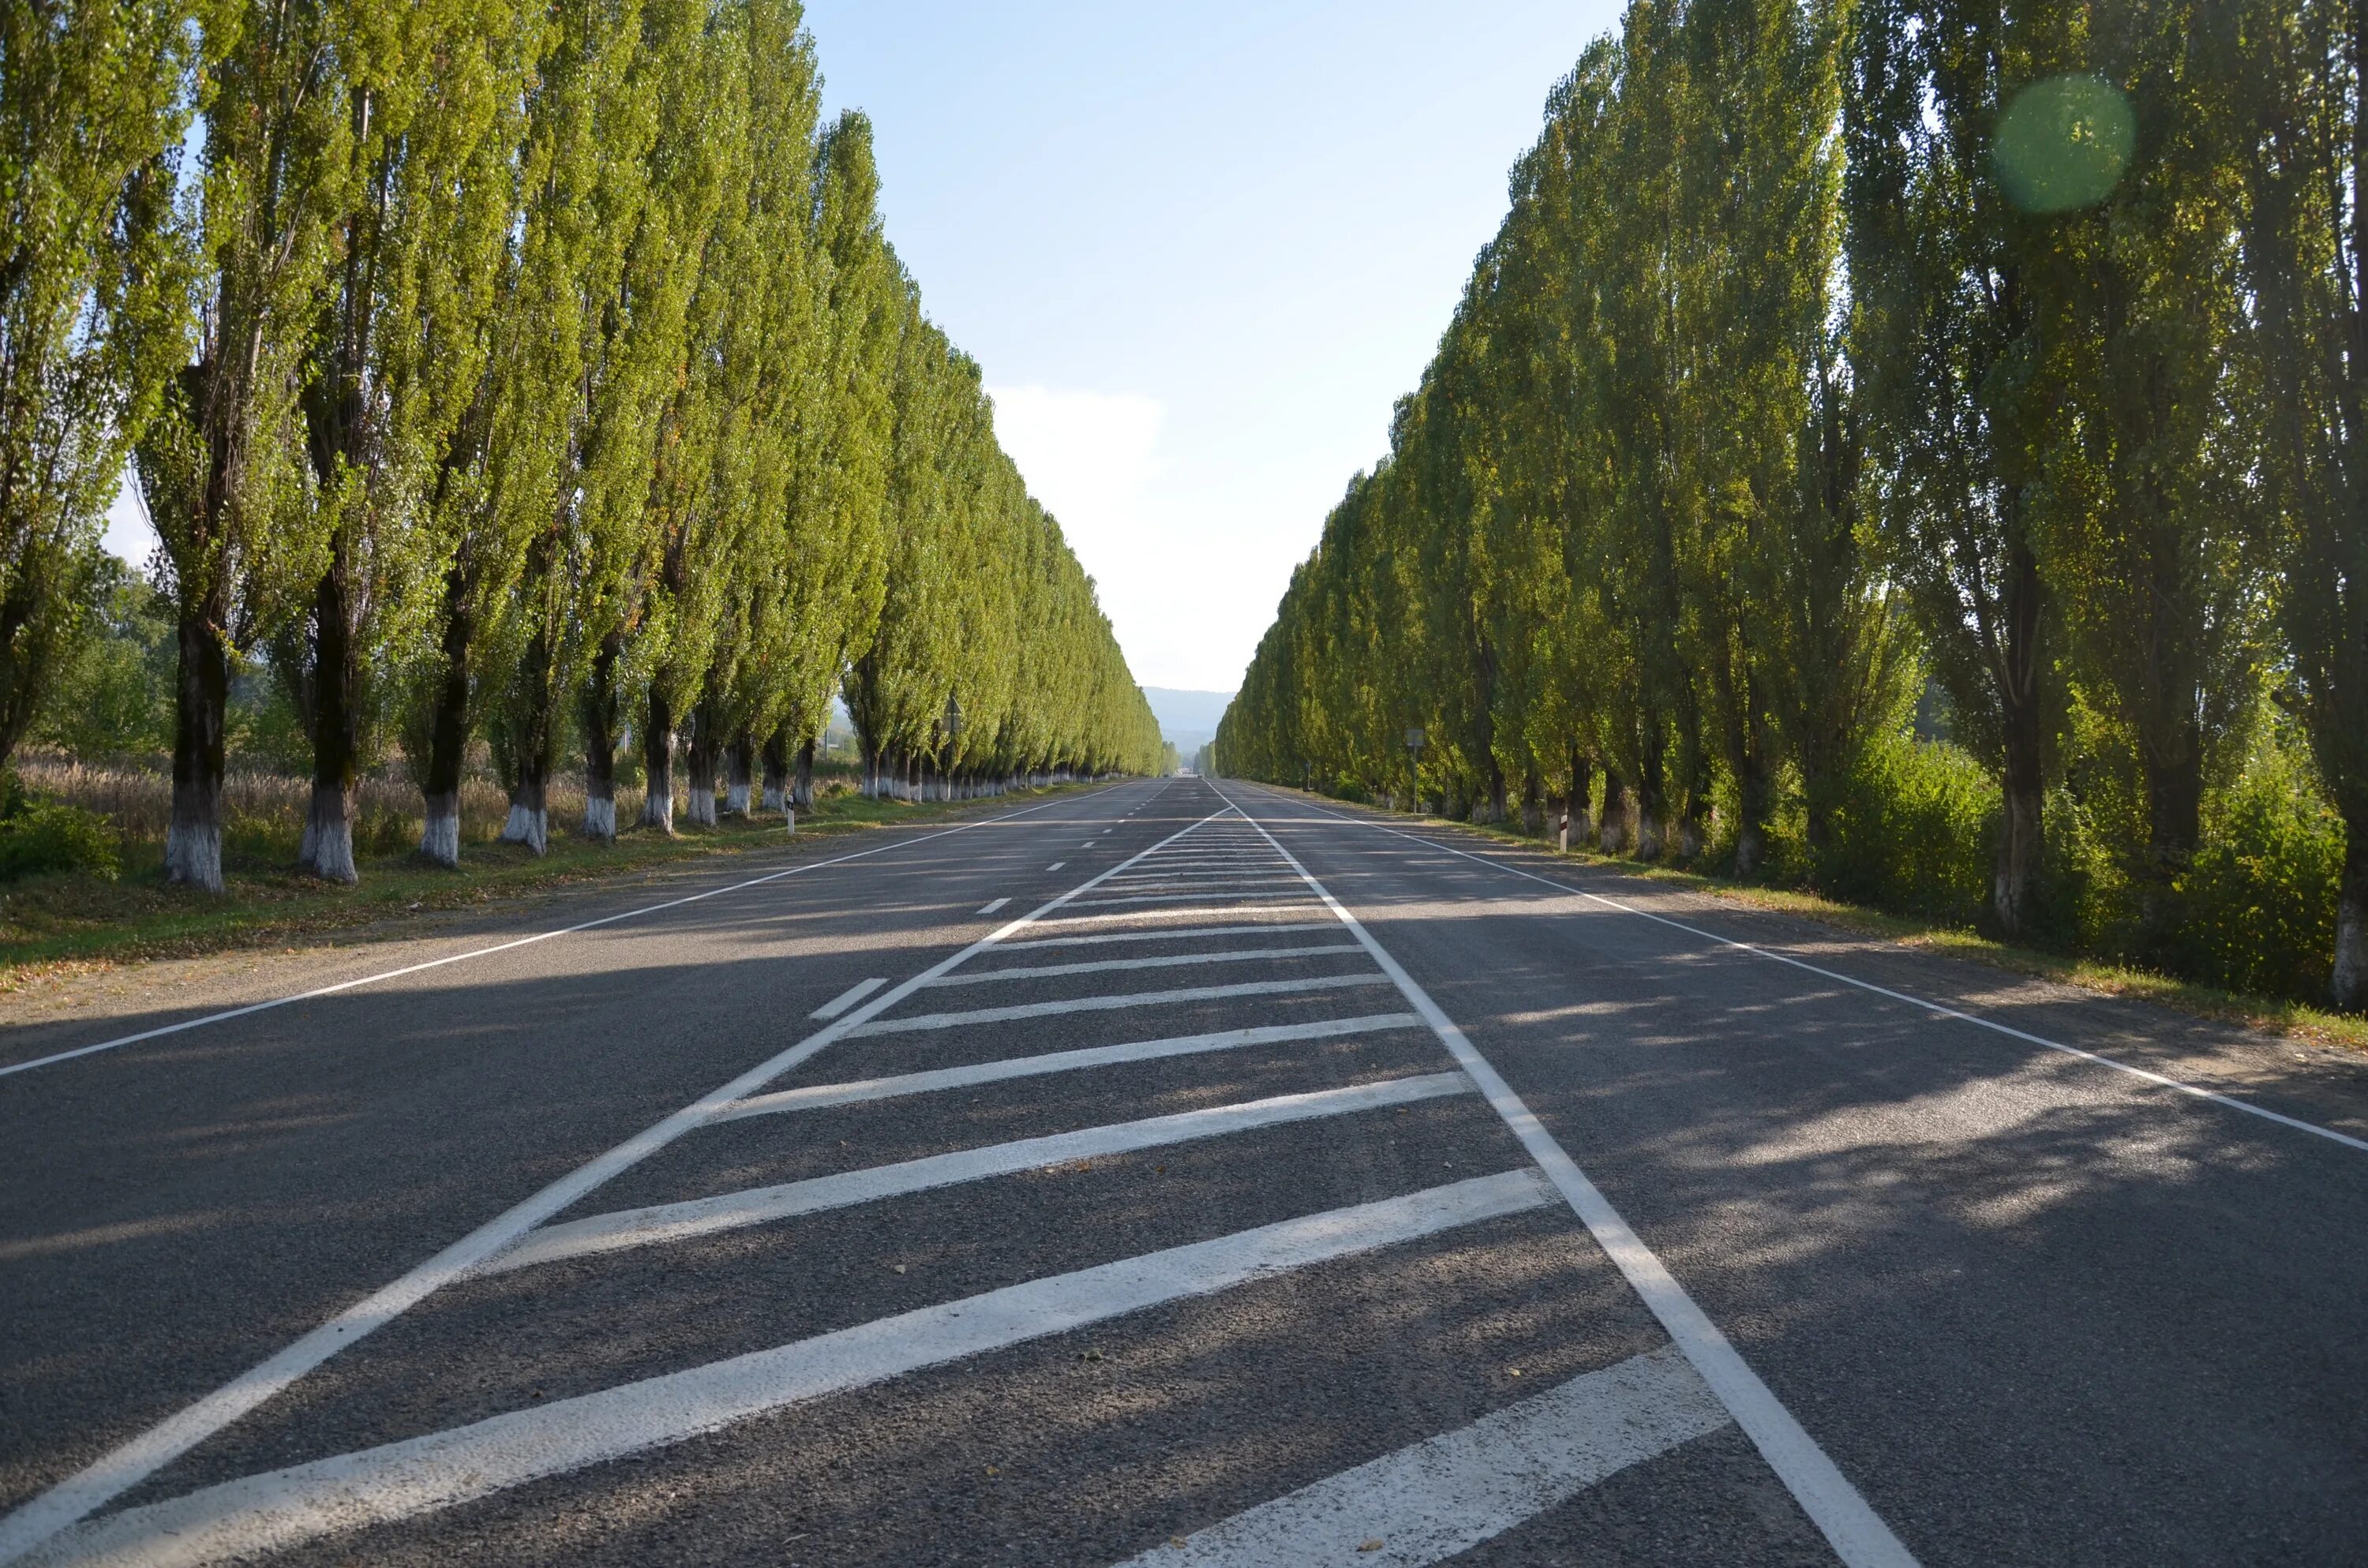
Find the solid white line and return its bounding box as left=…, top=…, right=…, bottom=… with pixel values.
left=489, top=1074, right=1470, bottom=1273
left=1110, top=1345, right=1729, bottom=1567
left=978, top=897, right=1010, bottom=915
left=926, top=944, right=1366, bottom=986
left=808, top=979, right=886, bottom=1020
left=1210, top=787, right=1920, bottom=1568
left=849, top=974, right=1395, bottom=1036
left=30, top=1173, right=1553, bottom=1568
left=0, top=791, right=1106, bottom=1081
left=716, top=1014, right=1428, bottom=1120
left=0, top=800, right=1233, bottom=1565
left=1253, top=788, right=2368, bottom=1158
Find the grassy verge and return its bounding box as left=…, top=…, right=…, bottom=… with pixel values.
left=1298, top=791, right=2368, bottom=1056
left=0, top=786, right=1085, bottom=992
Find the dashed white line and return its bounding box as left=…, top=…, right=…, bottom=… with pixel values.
left=978, top=897, right=1010, bottom=915
left=32, top=1173, right=1553, bottom=1568
left=999, top=921, right=1339, bottom=951
left=489, top=1074, right=1470, bottom=1273
left=808, top=979, right=886, bottom=1020
left=1048, top=861, right=1067, bottom=871
left=926, top=944, right=1364, bottom=986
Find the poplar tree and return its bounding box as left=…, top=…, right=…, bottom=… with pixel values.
left=0, top=0, right=200, bottom=769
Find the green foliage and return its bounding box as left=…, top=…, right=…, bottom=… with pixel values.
left=35, top=564, right=176, bottom=760
left=0, top=771, right=121, bottom=882
left=2179, top=740, right=2345, bottom=1001
left=1816, top=735, right=1999, bottom=926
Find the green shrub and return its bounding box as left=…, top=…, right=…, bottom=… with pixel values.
left=1816, top=732, right=1996, bottom=925
left=2175, top=742, right=2343, bottom=1001
left=0, top=773, right=122, bottom=882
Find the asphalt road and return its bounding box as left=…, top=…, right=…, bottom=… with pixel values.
left=4, top=777, right=2365, bottom=1566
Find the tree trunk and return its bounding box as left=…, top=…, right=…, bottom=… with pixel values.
left=1598, top=766, right=1628, bottom=855
left=684, top=706, right=719, bottom=827
left=2139, top=742, right=2203, bottom=952
left=1520, top=774, right=1544, bottom=836
left=1991, top=536, right=2046, bottom=937
left=502, top=750, right=549, bottom=855
left=2334, top=830, right=2367, bottom=1012
left=724, top=730, right=753, bottom=815
left=1635, top=736, right=1667, bottom=861
left=1569, top=749, right=1595, bottom=848
left=166, top=600, right=230, bottom=893
left=579, top=632, right=623, bottom=842
left=641, top=685, right=675, bottom=833
left=418, top=572, right=472, bottom=869
left=795, top=738, right=815, bottom=812
left=761, top=727, right=791, bottom=813
left=298, top=544, right=360, bottom=883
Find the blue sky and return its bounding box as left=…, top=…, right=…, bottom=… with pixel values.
left=107, top=1, right=1624, bottom=694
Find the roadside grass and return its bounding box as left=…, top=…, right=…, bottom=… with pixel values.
left=1292, top=792, right=2368, bottom=1057
left=0, top=784, right=1084, bottom=992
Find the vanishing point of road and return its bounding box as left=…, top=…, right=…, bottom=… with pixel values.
left=4, top=778, right=2363, bottom=1566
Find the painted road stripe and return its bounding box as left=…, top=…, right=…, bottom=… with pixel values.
left=1022, top=904, right=1328, bottom=930
left=1049, top=861, right=1067, bottom=871
left=978, top=897, right=1010, bottom=915
left=1066, top=889, right=1312, bottom=909
left=30, top=1173, right=1553, bottom=1568
left=489, top=1075, right=1469, bottom=1274
left=849, top=974, right=1395, bottom=1036
left=998, top=921, right=1340, bottom=951
left=927, top=944, right=1366, bottom=986
left=0, top=790, right=1107, bottom=1081
left=0, top=797, right=1227, bottom=1563
left=1111, top=1345, right=1729, bottom=1567
left=1212, top=787, right=1921, bottom=1568
left=808, top=979, right=886, bottom=1020
left=715, top=1014, right=1428, bottom=1121
left=1261, top=788, right=2368, bottom=1159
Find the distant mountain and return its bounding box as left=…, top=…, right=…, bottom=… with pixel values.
left=1141, top=687, right=1234, bottom=758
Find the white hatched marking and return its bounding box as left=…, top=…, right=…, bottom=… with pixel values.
left=1048, top=861, right=1066, bottom=871
left=850, top=974, right=1393, bottom=1035
left=34, top=1174, right=1553, bottom=1568
left=1112, top=1345, right=1728, bottom=1567
left=978, top=897, right=1010, bottom=915
left=998, top=921, right=1339, bottom=951
left=718, top=1014, right=1426, bottom=1120
left=808, top=979, right=886, bottom=1020
left=489, top=1075, right=1468, bottom=1273
left=1066, top=889, right=1311, bottom=909
left=931, top=945, right=1366, bottom=986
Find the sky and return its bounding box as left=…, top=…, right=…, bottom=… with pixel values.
left=104, top=1, right=1624, bottom=696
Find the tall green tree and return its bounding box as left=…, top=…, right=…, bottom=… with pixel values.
left=0, top=0, right=202, bottom=769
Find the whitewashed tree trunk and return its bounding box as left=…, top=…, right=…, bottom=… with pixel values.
left=165, top=820, right=223, bottom=893
left=500, top=802, right=548, bottom=855
left=581, top=794, right=616, bottom=842
left=420, top=791, right=462, bottom=869
left=299, top=783, right=358, bottom=884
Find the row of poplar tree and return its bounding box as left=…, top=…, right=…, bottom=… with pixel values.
left=1212, top=0, right=2368, bottom=1009
left=0, top=0, right=1164, bottom=891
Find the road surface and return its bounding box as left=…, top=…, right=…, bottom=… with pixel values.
left=4, top=777, right=2364, bottom=1566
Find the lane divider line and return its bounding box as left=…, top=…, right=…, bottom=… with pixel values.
left=714, top=1014, right=1429, bottom=1121
left=25, top=1173, right=1553, bottom=1568
left=1210, top=784, right=1922, bottom=1568
left=485, top=1074, right=1471, bottom=1274
left=1250, top=787, right=2368, bottom=1158
left=1109, top=1345, right=1730, bottom=1568
left=0, top=791, right=1224, bottom=1565
left=0, top=788, right=1112, bottom=1081
left=808, top=979, right=886, bottom=1021
left=997, top=921, right=1341, bottom=952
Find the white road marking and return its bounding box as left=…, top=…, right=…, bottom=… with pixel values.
left=1067, top=889, right=1311, bottom=909
left=0, top=802, right=1237, bottom=1564
left=925, top=944, right=1366, bottom=986
left=997, top=921, right=1339, bottom=951
left=848, top=974, right=1395, bottom=1036
left=808, top=979, right=886, bottom=1020
left=488, top=1075, right=1470, bottom=1273
left=1049, top=861, right=1067, bottom=870
left=714, top=1014, right=1428, bottom=1120
left=1024, top=903, right=1328, bottom=930
left=0, top=791, right=1106, bottom=1081
left=1258, top=788, right=2368, bottom=1159
left=30, top=1173, right=1554, bottom=1568
left=1111, top=1345, right=1729, bottom=1567
left=1210, top=786, right=1921, bottom=1568
left=978, top=897, right=1010, bottom=915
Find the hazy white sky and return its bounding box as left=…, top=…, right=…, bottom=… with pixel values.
left=107, top=2, right=1624, bottom=694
